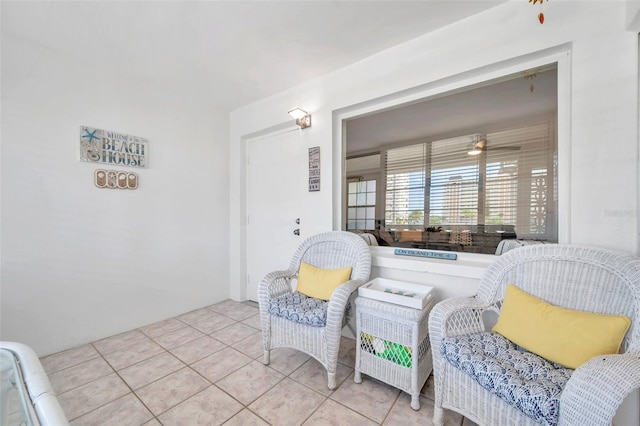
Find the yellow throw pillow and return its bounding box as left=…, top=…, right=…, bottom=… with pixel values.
left=296, top=261, right=352, bottom=301
left=492, top=284, right=631, bottom=369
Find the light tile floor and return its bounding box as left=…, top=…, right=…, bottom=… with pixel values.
left=40, top=300, right=476, bottom=426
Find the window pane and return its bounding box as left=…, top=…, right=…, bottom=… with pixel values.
left=381, top=120, right=557, bottom=253
left=366, top=207, right=375, bottom=219
left=347, top=178, right=377, bottom=229
left=430, top=135, right=480, bottom=226
left=385, top=143, right=427, bottom=226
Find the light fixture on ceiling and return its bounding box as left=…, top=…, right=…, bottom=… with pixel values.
left=467, top=133, right=521, bottom=156
left=288, top=108, right=311, bottom=129
left=523, top=69, right=539, bottom=93
left=467, top=134, right=486, bottom=156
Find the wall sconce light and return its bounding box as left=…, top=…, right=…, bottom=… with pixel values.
left=288, top=108, right=312, bottom=129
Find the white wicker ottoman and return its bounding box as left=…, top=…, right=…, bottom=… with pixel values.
left=354, top=294, right=435, bottom=410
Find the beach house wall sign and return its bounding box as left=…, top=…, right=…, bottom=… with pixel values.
left=80, top=126, right=148, bottom=169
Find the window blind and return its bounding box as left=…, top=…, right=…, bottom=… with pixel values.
left=483, top=123, right=553, bottom=237
left=384, top=143, right=427, bottom=226
left=429, top=135, right=480, bottom=226
left=383, top=121, right=556, bottom=241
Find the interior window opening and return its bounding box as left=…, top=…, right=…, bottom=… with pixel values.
left=344, top=65, right=558, bottom=255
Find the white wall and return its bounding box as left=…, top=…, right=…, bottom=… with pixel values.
left=1, top=34, right=231, bottom=356
left=230, top=0, right=639, bottom=298
left=229, top=3, right=639, bottom=422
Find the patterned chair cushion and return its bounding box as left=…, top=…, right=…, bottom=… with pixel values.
left=441, top=332, right=572, bottom=426
left=268, top=292, right=329, bottom=327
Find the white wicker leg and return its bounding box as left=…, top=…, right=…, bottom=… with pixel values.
left=433, top=406, right=444, bottom=426
left=354, top=370, right=362, bottom=383
left=263, top=349, right=270, bottom=365
left=327, top=372, right=337, bottom=390
left=410, top=394, right=420, bottom=410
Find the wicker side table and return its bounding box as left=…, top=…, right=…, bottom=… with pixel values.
left=354, top=294, right=435, bottom=410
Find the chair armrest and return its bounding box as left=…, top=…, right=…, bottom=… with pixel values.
left=428, top=296, right=488, bottom=341
left=257, top=270, right=296, bottom=305
left=325, top=278, right=367, bottom=333
left=559, top=352, right=640, bottom=426
left=257, top=269, right=297, bottom=337
left=429, top=296, right=489, bottom=390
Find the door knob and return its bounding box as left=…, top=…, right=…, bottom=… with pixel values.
left=293, top=229, right=300, bottom=236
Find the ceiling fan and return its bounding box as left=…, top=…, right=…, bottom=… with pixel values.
left=467, top=134, right=520, bottom=156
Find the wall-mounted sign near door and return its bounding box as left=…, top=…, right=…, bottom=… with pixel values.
left=308, top=146, right=320, bottom=192
left=95, top=169, right=138, bottom=189
left=80, top=126, right=148, bottom=169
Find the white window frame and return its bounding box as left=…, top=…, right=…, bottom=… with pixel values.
left=334, top=46, right=571, bottom=271
left=346, top=175, right=379, bottom=231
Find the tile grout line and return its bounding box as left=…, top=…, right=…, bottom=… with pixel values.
left=92, top=341, right=162, bottom=425
left=57, top=310, right=233, bottom=424
left=79, top=313, right=244, bottom=425
left=156, top=309, right=275, bottom=425
left=58, top=342, right=148, bottom=423
left=150, top=310, right=264, bottom=423
left=44, top=301, right=441, bottom=426
left=126, top=314, right=251, bottom=424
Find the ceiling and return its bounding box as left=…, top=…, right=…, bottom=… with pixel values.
left=346, top=67, right=558, bottom=154
left=1, top=1, right=506, bottom=110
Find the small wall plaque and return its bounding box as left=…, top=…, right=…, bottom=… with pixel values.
left=308, top=146, right=320, bottom=192
left=394, top=248, right=457, bottom=260
left=95, top=169, right=138, bottom=189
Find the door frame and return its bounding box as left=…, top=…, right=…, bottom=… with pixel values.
left=245, top=127, right=303, bottom=302
left=231, top=121, right=299, bottom=301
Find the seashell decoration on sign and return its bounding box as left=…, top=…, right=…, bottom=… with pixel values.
left=95, top=169, right=138, bottom=189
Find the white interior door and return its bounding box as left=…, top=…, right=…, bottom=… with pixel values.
left=246, top=130, right=303, bottom=302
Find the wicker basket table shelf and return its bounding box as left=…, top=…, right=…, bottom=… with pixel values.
left=354, top=286, right=435, bottom=410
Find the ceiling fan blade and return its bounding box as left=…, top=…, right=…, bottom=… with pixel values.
left=486, top=146, right=521, bottom=151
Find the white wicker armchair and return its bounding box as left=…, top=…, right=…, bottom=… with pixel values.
left=429, top=244, right=640, bottom=426
left=258, top=231, right=371, bottom=389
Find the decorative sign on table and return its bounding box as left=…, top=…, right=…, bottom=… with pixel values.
left=94, top=169, right=138, bottom=189
left=394, top=248, right=457, bottom=261
left=80, top=126, right=148, bottom=169
left=308, top=146, right=320, bottom=192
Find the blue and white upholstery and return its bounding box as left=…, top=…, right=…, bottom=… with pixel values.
left=429, top=245, right=640, bottom=426
left=441, top=332, right=571, bottom=426
left=258, top=231, right=371, bottom=389
left=268, top=292, right=329, bottom=327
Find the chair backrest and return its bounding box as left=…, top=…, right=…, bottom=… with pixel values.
left=477, top=244, right=640, bottom=353
left=288, top=231, right=371, bottom=283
